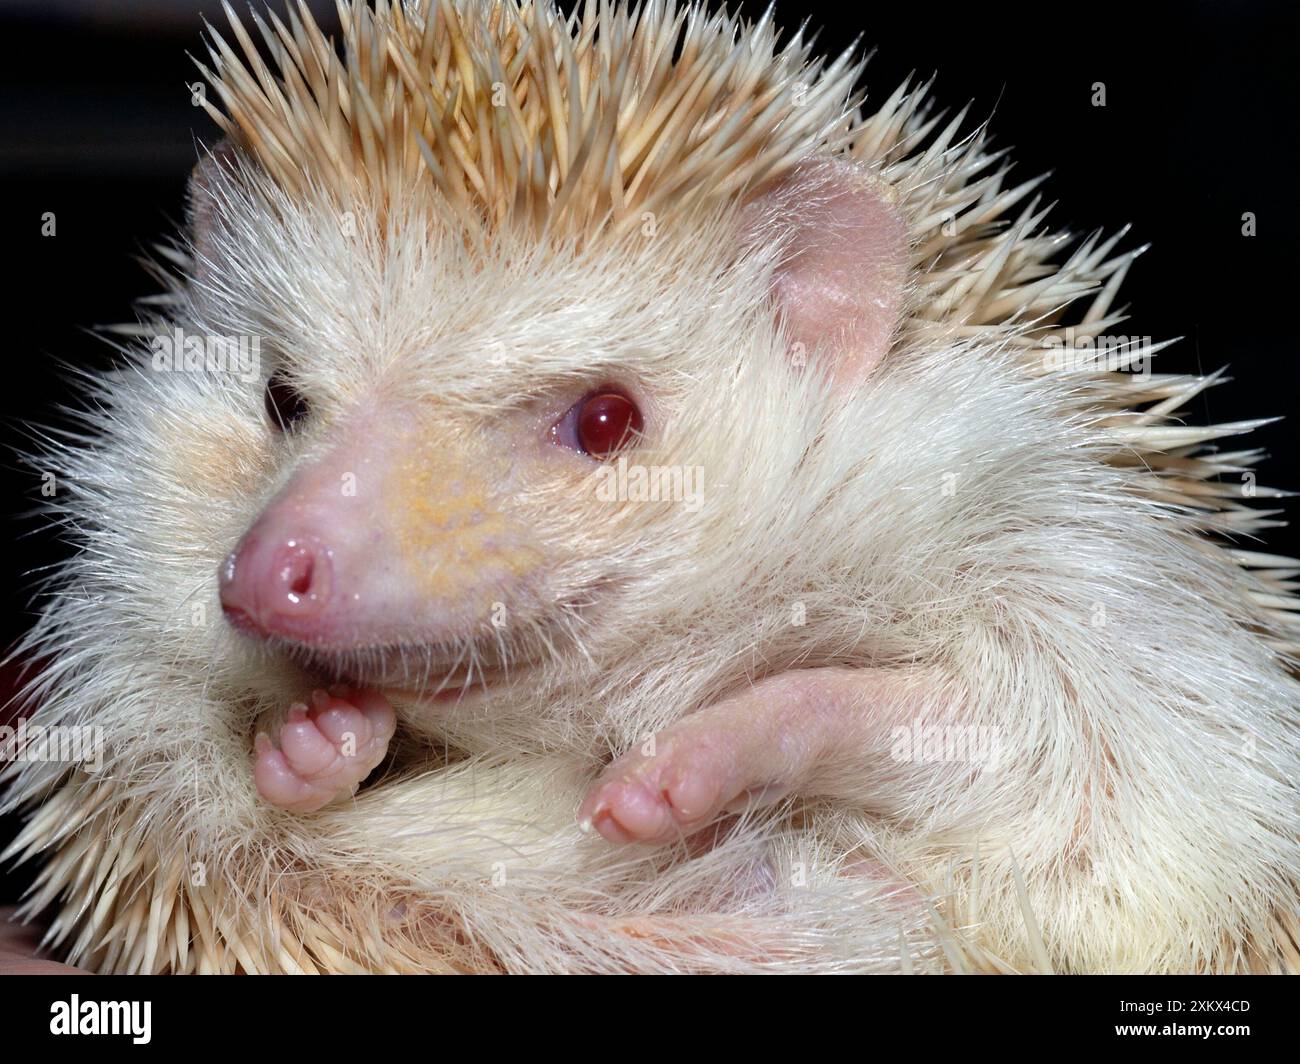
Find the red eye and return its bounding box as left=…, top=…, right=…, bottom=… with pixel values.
left=552, top=389, right=644, bottom=459
left=577, top=392, right=642, bottom=457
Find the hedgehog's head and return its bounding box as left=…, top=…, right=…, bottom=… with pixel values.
left=171, top=0, right=904, bottom=708
left=189, top=152, right=905, bottom=710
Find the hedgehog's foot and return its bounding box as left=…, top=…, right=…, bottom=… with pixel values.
left=578, top=666, right=931, bottom=844
left=253, top=686, right=395, bottom=812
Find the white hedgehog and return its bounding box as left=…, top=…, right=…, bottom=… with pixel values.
left=2, top=0, right=1298, bottom=974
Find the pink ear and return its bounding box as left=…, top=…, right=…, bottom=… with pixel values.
left=745, top=158, right=908, bottom=389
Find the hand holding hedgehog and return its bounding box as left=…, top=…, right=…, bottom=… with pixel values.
left=3, top=0, right=1297, bottom=974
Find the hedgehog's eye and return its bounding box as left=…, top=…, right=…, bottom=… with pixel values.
left=264, top=371, right=310, bottom=432
left=550, top=388, right=644, bottom=459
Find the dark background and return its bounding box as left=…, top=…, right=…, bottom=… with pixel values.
left=0, top=0, right=1296, bottom=908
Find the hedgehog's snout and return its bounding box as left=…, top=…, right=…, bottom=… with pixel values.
left=219, top=532, right=334, bottom=640
left=215, top=402, right=547, bottom=663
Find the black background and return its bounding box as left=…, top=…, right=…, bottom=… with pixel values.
left=0, top=0, right=1296, bottom=910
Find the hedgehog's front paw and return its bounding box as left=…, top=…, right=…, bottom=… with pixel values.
left=253, top=687, right=395, bottom=812
left=578, top=667, right=936, bottom=845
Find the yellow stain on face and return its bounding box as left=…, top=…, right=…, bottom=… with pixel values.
left=385, top=430, right=545, bottom=606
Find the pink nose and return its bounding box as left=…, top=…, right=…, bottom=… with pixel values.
left=219, top=531, right=334, bottom=641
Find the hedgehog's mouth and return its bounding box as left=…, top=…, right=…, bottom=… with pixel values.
left=285, top=640, right=533, bottom=700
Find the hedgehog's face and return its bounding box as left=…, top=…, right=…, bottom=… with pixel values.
left=217, top=365, right=669, bottom=696
left=182, top=149, right=906, bottom=704
left=182, top=177, right=708, bottom=699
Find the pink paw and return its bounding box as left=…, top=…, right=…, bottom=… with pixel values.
left=253, top=687, right=395, bottom=812
left=578, top=734, right=765, bottom=845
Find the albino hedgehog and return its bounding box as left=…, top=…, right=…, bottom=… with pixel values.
left=2, top=0, right=1298, bottom=974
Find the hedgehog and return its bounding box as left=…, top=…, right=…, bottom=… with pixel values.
left=2, top=0, right=1297, bottom=974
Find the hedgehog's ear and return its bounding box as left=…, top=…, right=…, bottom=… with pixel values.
left=743, top=158, right=908, bottom=390
left=186, top=138, right=243, bottom=286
